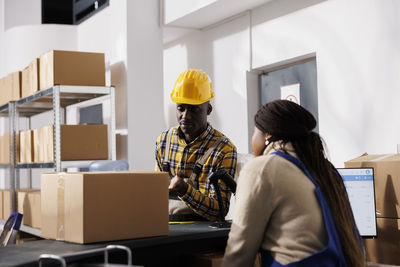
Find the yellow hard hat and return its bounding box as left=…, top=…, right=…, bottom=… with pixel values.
left=170, top=69, right=214, bottom=105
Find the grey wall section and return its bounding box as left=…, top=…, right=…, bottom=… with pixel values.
left=127, top=0, right=165, bottom=170
left=259, top=59, right=319, bottom=132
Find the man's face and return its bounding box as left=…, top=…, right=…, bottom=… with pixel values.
left=176, top=102, right=211, bottom=140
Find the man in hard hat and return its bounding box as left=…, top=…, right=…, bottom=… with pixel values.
left=155, top=69, right=237, bottom=222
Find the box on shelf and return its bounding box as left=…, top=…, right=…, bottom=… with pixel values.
left=22, top=58, right=40, bottom=98
left=363, top=217, right=400, bottom=265
left=20, top=130, right=34, bottom=163
left=41, top=171, right=169, bottom=244
left=33, top=128, right=40, bottom=162
left=0, top=133, right=10, bottom=164
left=17, top=189, right=41, bottom=229
left=344, top=153, right=400, bottom=218
left=39, top=50, right=105, bottom=91
left=0, top=72, right=21, bottom=106
left=0, top=77, right=6, bottom=106
left=0, top=190, right=3, bottom=220
left=3, top=190, right=11, bottom=220
left=36, top=124, right=108, bottom=162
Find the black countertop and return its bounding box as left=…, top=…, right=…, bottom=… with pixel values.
left=0, top=222, right=230, bottom=267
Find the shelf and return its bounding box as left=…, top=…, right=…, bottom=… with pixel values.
left=0, top=219, right=42, bottom=237
left=0, top=164, right=10, bottom=169
left=0, top=103, right=9, bottom=116
left=9, top=85, right=112, bottom=117
left=20, top=224, right=41, bottom=237
left=17, top=161, right=93, bottom=169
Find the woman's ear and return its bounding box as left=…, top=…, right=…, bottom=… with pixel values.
left=207, top=103, right=213, bottom=115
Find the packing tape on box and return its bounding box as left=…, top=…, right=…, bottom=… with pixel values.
left=57, top=173, right=65, bottom=241
left=370, top=154, right=396, bottom=162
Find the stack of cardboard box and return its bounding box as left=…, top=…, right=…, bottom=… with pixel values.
left=345, top=154, right=400, bottom=265
left=19, top=124, right=108, bottom=164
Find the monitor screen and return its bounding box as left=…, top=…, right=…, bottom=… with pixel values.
left=337, top=168, right=377, bottom=237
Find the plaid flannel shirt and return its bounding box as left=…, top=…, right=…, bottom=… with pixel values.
left=155, top=124, right=237, bottom=221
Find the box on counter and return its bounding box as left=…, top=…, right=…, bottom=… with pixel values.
left=17, top=189, right=41, bottom=229
left=41, top=171, right=169, bottom=244
left=22, top=58, right=40, bottom=98
left=19, top=130, right=34, bottom=163
left=39, top=50, right=105, bottom=91
left=363, top=217, right=400, bottom=265
left=36, top=124, right=108, bottom=162
left=345, top=153, right=400, bottom=218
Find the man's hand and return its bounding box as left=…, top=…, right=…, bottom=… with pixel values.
left=169, top=171, right=188, bottom=196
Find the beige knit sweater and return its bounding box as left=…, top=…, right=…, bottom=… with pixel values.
left=222, top=142, right=327, bottom=267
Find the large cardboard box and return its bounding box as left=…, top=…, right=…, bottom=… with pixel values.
left=345, top=154, right=400, bottom=218
left=39, top=50, right=105, bottom=91
left=21, top=58, right=40, bottom=98
left=38, top=124, right=108, bottom=162
left=363, top=217, right=400, bottom=265
left=41, top=171, right=169, bottom=244
left=20, top=130, right=34, bottom=163
left=17, top=189, right=41, bottom=229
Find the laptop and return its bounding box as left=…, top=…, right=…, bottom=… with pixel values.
left=337, top=168, right=377, bottom=238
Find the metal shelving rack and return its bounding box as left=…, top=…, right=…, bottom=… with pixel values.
left=0, top=85, right=116, bottom=236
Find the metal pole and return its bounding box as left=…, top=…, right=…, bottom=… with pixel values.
left=8, top=102, right=16, bottom=213
left=53, top=86, right=61, bottom=172
left=110, top=86, right=116, bottom=160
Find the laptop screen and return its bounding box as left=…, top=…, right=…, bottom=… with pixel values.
left=337, top=168, right=377, bottom=237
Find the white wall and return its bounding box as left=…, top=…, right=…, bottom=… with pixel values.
left=251, top=0, right=400, bottom=166
left=164, top=14, right=251, bottom=152
left=77, top=0, right=129, bottom=161
left=126, top=0, right=165, bottom=170
left=163, top=0, right=400, bottom=167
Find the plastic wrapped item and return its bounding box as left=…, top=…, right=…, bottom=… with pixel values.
left=88, top=160, right=129, bottom=172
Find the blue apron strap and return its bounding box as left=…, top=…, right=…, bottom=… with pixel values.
left=259, top=151, right=348, bottom=267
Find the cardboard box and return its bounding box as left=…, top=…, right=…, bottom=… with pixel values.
left=17, top=189, right=41, bottom=229
left=0, top=77, right=6, bottom=106
left=3, top=190, right=11, bottom=220
left=364, top=217, right=400, bottom=265
left=22, top=58, right=40, bottom=98
left=345, top=154, right=400, bottom=218
left=0, top=132, right=18, bottom=164
left=39, top=50, right=105, bottom=91
left=0, top=133, right=10, bottom=164
left=19, top=130, right=34, bottom=163
left=0, top=190, right=3, bottom=220
left=33, top=128, right=40, bottom=162
left=38, top=124, right=108, bottom=162
left=41, top=171, right=169, bottom=244
left=0, top=72, right=21, bottom=106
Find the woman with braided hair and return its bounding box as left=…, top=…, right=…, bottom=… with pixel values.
left=222, top=100, right=365, bottom=267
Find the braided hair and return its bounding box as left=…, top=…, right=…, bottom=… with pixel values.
left=254, top=99, right=365, bottom=267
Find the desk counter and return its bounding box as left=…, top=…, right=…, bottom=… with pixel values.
left=0, top=222, right=230, bottom=267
